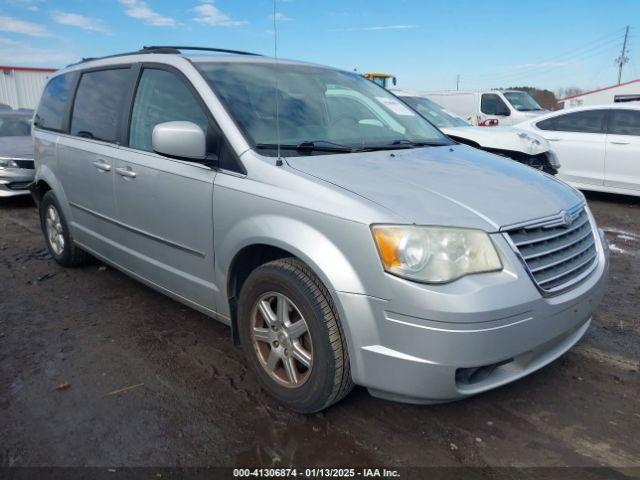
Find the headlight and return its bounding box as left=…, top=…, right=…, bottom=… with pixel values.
left=0, top=158, right=19, bottom=169
left=547, top=151, right=561, bottom=169
left=372, top=225, right=502, bottom=283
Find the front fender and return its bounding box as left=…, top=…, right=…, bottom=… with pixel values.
left=217, top=213, right=373, bottom=307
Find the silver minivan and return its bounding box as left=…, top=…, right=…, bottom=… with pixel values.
left=31, top=47, right=609, bottom=413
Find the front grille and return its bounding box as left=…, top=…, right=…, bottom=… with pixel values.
left=505, top=206, right=598, bottom=293
left=7, top=181, right=31, bottom=191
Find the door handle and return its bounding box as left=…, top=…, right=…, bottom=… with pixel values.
left=115, top=167, right=137, bottom=178
left=610, top=141, right=630, bottom=145
left=92, top=160, right=111, bottom=172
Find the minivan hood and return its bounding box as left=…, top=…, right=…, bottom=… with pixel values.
left=442, top=126, right=550, bottom=155
left=287, top=145, right=581, bottom=231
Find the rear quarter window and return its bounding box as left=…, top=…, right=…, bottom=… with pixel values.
left=608, top=109, right=640, bottom=136
left=34, top=73, right=74, bottom=132
left=70, top=68, right=131, bottom=143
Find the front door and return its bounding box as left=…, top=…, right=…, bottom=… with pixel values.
left=535, top=109, right=608, bottom=186
left=605, top=108, right=640, bottom=192
left=479, top=93, right=512, bottom=126
left=111, top=66, right=219, bottom=312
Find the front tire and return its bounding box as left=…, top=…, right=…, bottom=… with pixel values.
left=39, top=191, right=90, bottom=267
left=238, top=258, right=353, bottom=413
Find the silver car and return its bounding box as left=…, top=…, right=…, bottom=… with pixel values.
left=0, top=109, right=34, bottom=197
left=31, top=47, right=609, bottom=412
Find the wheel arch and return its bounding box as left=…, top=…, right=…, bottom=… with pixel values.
left=31, top=165, right=73, bottom=222
left=226, top=243, right=293, bottom=344
left=29, top=178, right=51, bottom=206
left=220, top=217, right=368, bottom=345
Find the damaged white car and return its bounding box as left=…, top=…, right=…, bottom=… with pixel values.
left=394, top=91, right=560, bottom=175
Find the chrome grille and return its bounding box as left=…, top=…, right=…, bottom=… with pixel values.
left=505, top=206, right=598, bottom=293
left=7, top=181, right=31, bottom=191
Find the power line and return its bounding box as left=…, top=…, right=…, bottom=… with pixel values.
left=461, top=28, right=625, bottom=80
left=464, top=39, right=623, bottom=89
left=454, top=28, right=628, bottom=89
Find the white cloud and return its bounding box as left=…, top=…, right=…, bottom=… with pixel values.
left=193, top=3, right=247, bottom=27
left=359, top=24, right=417, bottom=31
left=269, top=12, right=293, bottom=21
left=510, top=62, right=576, bottom=69
left=330, top=24, right=418, bottom=32
left=0, top=15, right=50, bottom=37
left=51, top=12, right=109, bottom=33
left=0, top=37, right=23, bottom=46
left=0, top=38, right=75, bottom=66
left=6, top=0, right=44, bottom=11
left=118, top=0, right=176, bottom=27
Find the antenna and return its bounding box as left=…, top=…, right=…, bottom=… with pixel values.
left=273, top=0, right=282, bottom=166
left=616, top=26, right=630, bottom=85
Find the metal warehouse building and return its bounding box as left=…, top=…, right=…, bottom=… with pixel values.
left=558, top=79, right=640, bottom=109
left=0, top=65, right=56, bottom=110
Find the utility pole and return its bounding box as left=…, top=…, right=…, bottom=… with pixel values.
left=456, top=74, right=460, bottom=91
left=616, top=26, right=630, bottom=84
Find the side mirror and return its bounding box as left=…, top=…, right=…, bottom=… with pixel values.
left=152, top=121, right=206, bottom=160
left=392, top=77, right=397, bottom=86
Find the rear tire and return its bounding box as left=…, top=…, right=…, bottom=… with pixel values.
left=238, top=257, right=353, bottom=413
left=39, top=191, right=90, bottom=267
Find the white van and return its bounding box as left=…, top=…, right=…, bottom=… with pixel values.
left=424, top=90, right=547, bottom=127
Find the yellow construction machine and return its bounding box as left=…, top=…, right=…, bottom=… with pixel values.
left=363, top=72, right=396, bottom=89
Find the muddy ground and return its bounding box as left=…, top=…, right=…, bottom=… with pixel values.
left=1, top=192, right=639, bottom=472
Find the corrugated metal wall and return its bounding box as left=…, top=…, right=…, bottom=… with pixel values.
left=0, top=68, right=53, bottom=110
left=564, top=80, right=640, bottom=108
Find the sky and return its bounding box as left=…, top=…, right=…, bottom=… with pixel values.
left=0, top=0, right=638, bottom=94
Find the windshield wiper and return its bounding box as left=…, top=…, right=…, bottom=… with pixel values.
left=255, top=140, right=356, bottom=153
left=361, top=139, right=447, bottom=151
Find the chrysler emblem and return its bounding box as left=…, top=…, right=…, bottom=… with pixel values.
left=561, top=211, right=573, bottom=227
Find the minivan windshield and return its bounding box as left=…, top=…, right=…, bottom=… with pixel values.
left=197, top=61, right=451, bottom=155
left=401, top=96, right=471, bottom=128
left=503, top=92, right=544, bottom=112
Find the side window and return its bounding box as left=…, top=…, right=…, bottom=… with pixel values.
left=537, top=110, right=606, bottom=134
left=536, top=117, right=557, bottom=131
left=71, top=68, right=130, bottom=143
left=35, top=74, right=74, bottom=131
left=129, top=68, right=210, bottom=153
left=480, top=94, right=508, bottom=115
left=608, top=110, right=640, bottom=136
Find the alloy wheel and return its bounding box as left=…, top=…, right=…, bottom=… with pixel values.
left=250, top=292, right=313, bottom=388
left=45, top=205, right=65, bottom=256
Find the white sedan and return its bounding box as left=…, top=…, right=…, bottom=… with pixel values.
left=394, top=91, right=560, bottom=174
left=516, top=103, right=640, bottom=197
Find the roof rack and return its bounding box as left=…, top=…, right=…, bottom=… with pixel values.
left=67, top=45, right=262, bottom=67
left=143, top=46, right=262, bottom=56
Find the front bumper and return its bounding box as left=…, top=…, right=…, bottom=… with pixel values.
left=336, top=229, right=609, bottom=404
left=0, top=168, right=35, bottom=197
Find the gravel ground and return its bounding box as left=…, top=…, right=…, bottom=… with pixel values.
left=1, top=192, right=639, bottom=471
